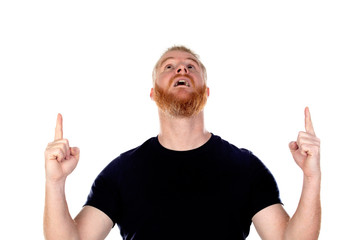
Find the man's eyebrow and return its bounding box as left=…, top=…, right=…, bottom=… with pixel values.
left=186, top=58, right=200, bottom=67
left=159, top=57, right=200, bottom=68
left=159, top=57, right=174, bottom=68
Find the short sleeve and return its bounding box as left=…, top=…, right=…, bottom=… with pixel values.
left=84, top=160, right=122, bottom=227
left=248, top=152, right=282, bottom=219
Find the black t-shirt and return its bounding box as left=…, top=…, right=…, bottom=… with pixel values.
left=85, top=134, right=281, bottom=239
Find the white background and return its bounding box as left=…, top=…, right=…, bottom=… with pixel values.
left=0, top=0, right=359, bottom=239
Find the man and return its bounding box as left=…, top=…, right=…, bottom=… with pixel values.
left=44, top=46, right=321, bottom=240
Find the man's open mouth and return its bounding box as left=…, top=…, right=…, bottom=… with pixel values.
left=174, top=79, right=190, bottom=87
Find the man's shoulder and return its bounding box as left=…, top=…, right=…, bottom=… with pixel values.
left=211, top=134, right=266, bottom=167
left=212, top=134, right=252, bottom=156
left=111, top=136, right=158, bottom=163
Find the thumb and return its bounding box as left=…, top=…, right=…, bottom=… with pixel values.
left=70, top=147, right=80, bottom=158
left=288, top=141, right=298, bottom=153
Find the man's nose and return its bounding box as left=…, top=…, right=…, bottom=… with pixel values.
left=176, top=65, right=188, bottom=74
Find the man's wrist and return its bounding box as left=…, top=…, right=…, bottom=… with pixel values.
left=45, top=178, right=66, bottom=190
left=303, top=173, right=321, bottom=187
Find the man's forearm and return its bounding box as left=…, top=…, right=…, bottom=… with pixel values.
left=284, top=175, right=321, bottom=240
left=44, top=181, right=80, bottom=240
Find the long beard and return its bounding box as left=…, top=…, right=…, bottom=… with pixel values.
left=153, top=83, right=208, bottom=118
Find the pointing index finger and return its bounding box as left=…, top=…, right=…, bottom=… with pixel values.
left=305, top=107, right=316, bottom=136
left=54, top=113, right=63, bottom=140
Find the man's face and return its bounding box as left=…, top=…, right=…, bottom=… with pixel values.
left=151, top=50, right=209, bottom=118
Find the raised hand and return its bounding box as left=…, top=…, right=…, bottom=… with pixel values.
left=45, top=114, right=80, bottom=183
left=289, top=107, right=321, bottom=178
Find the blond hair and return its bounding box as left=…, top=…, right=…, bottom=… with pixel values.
left=152, top=45, right=207, bottom=86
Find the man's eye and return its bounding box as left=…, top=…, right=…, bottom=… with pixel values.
left=165, top=64, right=173, bottom=69
left=187, top=64, right=194, bottom=69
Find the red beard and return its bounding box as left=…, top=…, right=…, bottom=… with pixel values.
left=153, top=81, right=208, bottom=118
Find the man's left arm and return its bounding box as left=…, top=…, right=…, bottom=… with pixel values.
left=253, top=107, right=321, bottom=240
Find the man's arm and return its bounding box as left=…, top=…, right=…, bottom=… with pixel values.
left=75, top=206, right=113, bottom=239
left=44, top=114, right=113, bottom=240
left=253, top=107, right=321, bottom=240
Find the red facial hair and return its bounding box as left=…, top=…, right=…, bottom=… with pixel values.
left=153, top=80, right=208, bottom=118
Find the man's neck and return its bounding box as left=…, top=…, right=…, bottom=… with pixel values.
left=157, top=110, right=211, bottom=151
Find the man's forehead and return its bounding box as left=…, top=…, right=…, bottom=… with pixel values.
left=158, top=50, right=199, bottom=65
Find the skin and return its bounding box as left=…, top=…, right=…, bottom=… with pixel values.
left=43, top=50, right=321, bottom=240
left=252, top=107, right=321, bottom=240
left=44, top=114, right=112, bottom=240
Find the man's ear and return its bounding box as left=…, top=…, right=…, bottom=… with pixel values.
left=150, top=88, right=154, bottom=100
left=207, top=87, right=210, bottom=97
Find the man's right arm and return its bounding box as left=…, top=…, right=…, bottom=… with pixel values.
left=43, top=114, right=112, bottom=240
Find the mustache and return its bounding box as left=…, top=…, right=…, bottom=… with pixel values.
left=168, top=74, right=195, bottom=88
